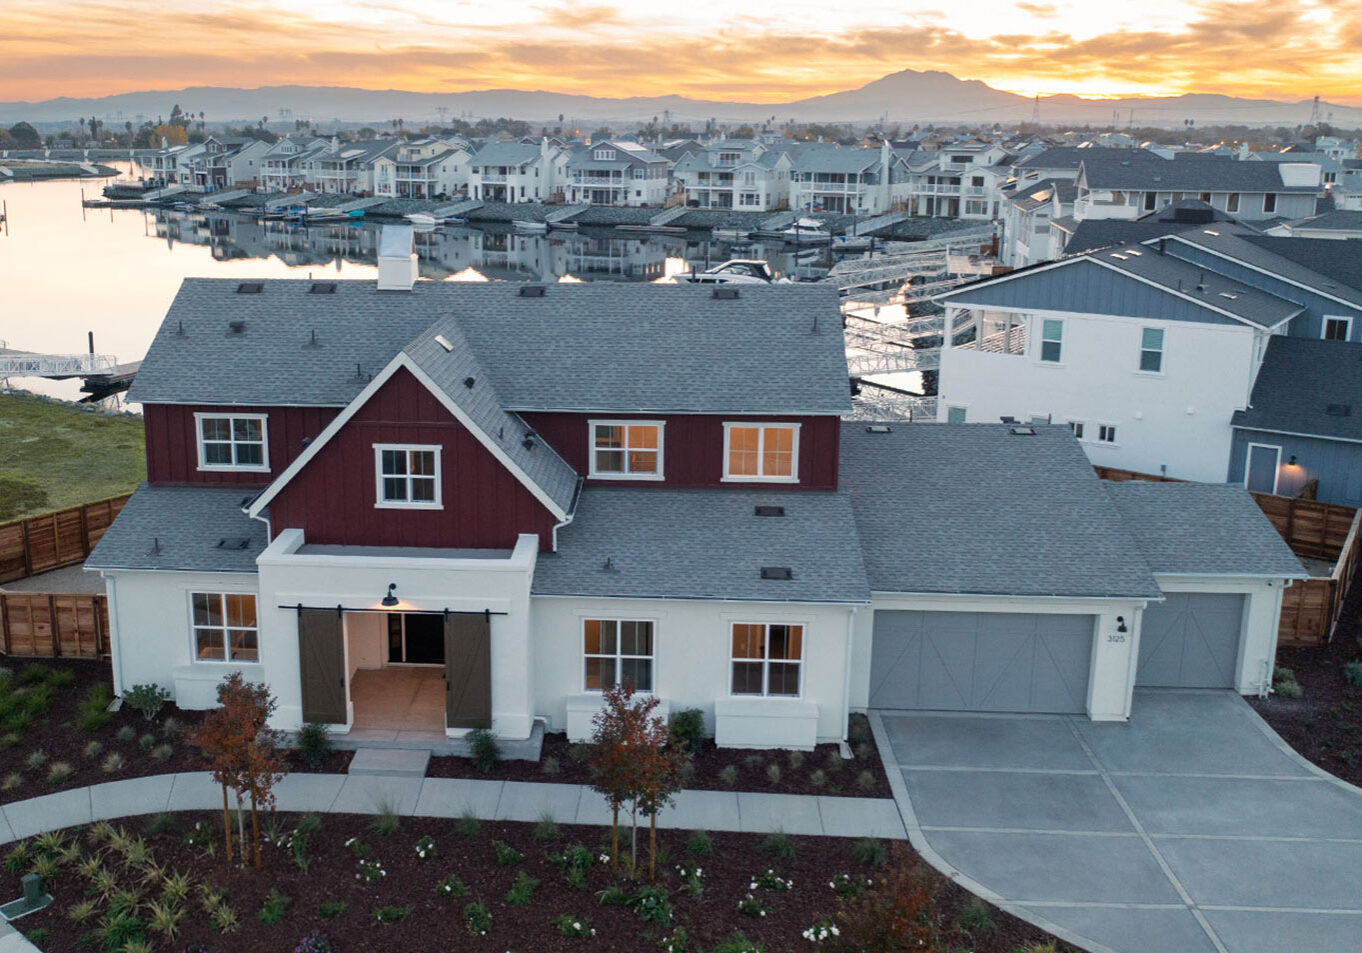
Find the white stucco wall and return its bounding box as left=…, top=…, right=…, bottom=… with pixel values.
left=937, top=308, right=1257, bottom=482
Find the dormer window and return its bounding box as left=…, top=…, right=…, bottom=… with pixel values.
left=723, top=423, right=799, bottom=483
left=590, top=421, right=663, bottom=479
left=374, top=444, right=441, bottom=509
left=195, top=413, right=268, bottom=472
left=593, top=149, right=615, bottom=161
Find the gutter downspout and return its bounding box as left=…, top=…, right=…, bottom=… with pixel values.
left=102, top=572, right=125, bottom=697
left=551, top=478, right=584, bottom=552
left=842, top=605, right=859, bottom=743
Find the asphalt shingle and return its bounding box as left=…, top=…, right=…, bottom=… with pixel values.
left=1233, top=335, right=1362, bottom=443
left=86, top=484, right=266, bottom=573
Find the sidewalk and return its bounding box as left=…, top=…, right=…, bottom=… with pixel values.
left=0, top=771, right=907, bottom=847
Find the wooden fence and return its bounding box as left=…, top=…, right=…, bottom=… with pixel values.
left=0, top=495, right=130, bottom=584
left=0, top=592, right=109, bottom=658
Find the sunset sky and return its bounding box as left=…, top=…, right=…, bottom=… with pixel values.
left=2, top=0, right=1360, bottom=104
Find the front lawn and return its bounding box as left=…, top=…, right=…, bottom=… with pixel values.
left=2, top=811, right=1072, bottom=953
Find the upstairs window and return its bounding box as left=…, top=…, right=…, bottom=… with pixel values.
left=1227, top=192, right=1240, bottom=212
left=583, top=619, right=654, bottom=692
left=593, top=149, right=615, bottom=161
left=1143, top=191, right=1157, bottom=211
left=723, top=423, right=799, bottom=482
left=1263, top=193, right=1277, bottom=214
left=1098, top=424, right=1118, bottom=444
left=196, top=413, right=268, bottom=471
left=731, top=622, right=802, bottom=696
left=191, top=592, right=258, bottom=663
left=374, top=444, right=441, bottom=508
left=590, top=421, right=663, bottom=479
left=1139, top=327, right=1165, bottom=372
left=1039, top=319, right=1064, bottom=363
left=1323, top=316, right=1352, bottom=341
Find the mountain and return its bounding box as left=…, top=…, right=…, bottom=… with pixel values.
left=2, top=70, right=1359, bottom=128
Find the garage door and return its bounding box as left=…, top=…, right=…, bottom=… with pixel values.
left=1136, top=592, right=1244, bottom=688
left=869, top=611, right=1094, bottom=713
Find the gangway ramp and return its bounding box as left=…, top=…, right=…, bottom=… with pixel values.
left=649, top=206, right=688, bottom=227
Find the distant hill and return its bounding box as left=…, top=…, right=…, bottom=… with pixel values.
left=3, top=70, right=1359, bottom=128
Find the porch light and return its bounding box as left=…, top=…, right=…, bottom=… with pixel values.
left=1287, top=455, right=1298, bottom=467
left=381, top=583, right=399, bottom=607
left=1116, top=617, right=1128, bottom=633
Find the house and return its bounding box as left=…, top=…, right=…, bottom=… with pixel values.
left=999, top=178, right=1075, bottom=267
left=311, top=138, right=398, bottom=195
left=786, top=142, right=905, bottom=215
left=372, top=137, right=472, bottom=200
left=563, top=140, right=669, bottom=207
left=1264, top=209, right=1362, bottom=240
left=136, top=142, right=202, bottom=187
left=258, top=137, right=330, bottom=193
left=901, top=141, right=1011, bottom=219
left=671, top=140, right=792, bottom=211
left=468, top=139, right=568, bottom=203
left=86, top=233, right=1302, bottom=748
left=1074, top=155, right=1321, bottom=222
left=1053, top=199, right=1245, bottom=258
left=179, top=137, right=272, bottom=191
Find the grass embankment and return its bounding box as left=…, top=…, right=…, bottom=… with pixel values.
left=0, top=391, right=145, bottom=521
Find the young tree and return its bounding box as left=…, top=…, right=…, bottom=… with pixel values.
left=634, top=713, right=686, bottom=881
left=586, top=681, right=640, bottom=876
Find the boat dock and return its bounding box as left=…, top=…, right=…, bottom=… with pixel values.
left=0, top=345, right=140, bottom=402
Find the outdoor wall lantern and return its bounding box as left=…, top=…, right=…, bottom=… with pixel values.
left=381, top=583, right=399, bottom=607
left=1287, top=455, right=1298, bottom=466
left=1116, top=616, right=1128, bottom=633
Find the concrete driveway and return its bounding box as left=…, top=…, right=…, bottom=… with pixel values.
left=873, top=690, right=1362, bottom=953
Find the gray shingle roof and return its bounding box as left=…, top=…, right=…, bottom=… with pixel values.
left=1017, top=146, right=1165, bottom=173
left=1234, top=335, right=1362, bottom=442
left=403, top=318, right=579, bottom=515
left=1167, top=228, right=1362, bottom=309
left=532, top=488, right=870, bottom=604
left=1104, top=482, right=1306, bottom=578
left=86, top=484, right=266, bottom=573
left=470, top=141, right=542, bottom=167
left=129, top=280, right=851, bottom=415
left=840, top=423, right=1161, bottom=599
left=791, top=146, right=882, bottom=174
left=1284, top=210, right=1362, bottom=232
left=1080, top=155, right=1320, bottom=193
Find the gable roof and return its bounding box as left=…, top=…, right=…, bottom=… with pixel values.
left=1234, top=336, right=1362, bottom=443
left=1016, top=146, right=1165, bottom=173
left=86, top=484, right=267, bottom=573
left=469, top=141, right=543, bottom=167
left=840, top=423, right=1161, bottom=599
left=129, top=280, right=851, bottom=415
left=1104, top=482, right=1305, bottom=578
left=1164, top=228, right=1362, bottom=310
left=1080, top=155, right=1320, bottom=193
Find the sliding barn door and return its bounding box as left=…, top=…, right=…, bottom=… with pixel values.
left=444, top=613, right=492, bottom=730
left=298, top=609, right=347, bottom=724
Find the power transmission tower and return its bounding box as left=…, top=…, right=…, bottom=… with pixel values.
left=436, top=106, right=449, bottom=125
left=1030, top=95, right=1040, bottom=126
left=1308, top=95, right=1322, bottom=126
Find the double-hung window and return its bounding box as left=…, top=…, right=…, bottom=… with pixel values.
left=196, top=413, right=268, bottom=471
left=1097, top=424, right=1118, bottom=444
left=191, top=592, right=258, bottom=662
left=374, top=444, right=441, bottom=508
left=1323, top=316, right=1352, bottom=341
left=1263, top=193, right=1277, bottom=214
left=589, top=421, right=663, bottom=479
left=583, top=619, right=654, bottom=692
left=731, top=623, right=802, bottom=696
left=1139, top=327, right=1164, bottom=372
left=1039, top=319, right=1063, bottom=363
left=723, top=423, right=799, bottom=482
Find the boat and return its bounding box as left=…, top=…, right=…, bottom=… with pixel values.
left=832, top=234, right=872, bottom=252
left=782, top=217, right=831, bottom=244
left=616, top=223, right=687, bottom=234
left=547, top=220, right=579, bottom=231
left=405, top=212, right=438, bottom=226
left=679, top=259, right=791, bottom=285
left=513, top=220, right=548, bottom=233
left=346, top=209, right=366, bottom=219
left=712, top=218, right=751, bottom=241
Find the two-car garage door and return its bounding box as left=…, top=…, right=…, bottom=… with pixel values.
left=869, top=611, right=1094, bottom=714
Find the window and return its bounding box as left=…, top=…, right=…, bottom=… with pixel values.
left=1039, top=319, right=1063, bottom=363
left=1139, top=327, right=1165, bottom=372
left=374, top=444, right=441, bottom=508
left=731, top=622, right=802, bottom=696
left=1323, top=316, right=1353, bottom=341
left=1068, top=420, right=1085, bottom=439
left=1143, top=191, right=1157, bottom=211
left=195, top=414, right=268, bottom=471
left=1097, top=424, right=1117, bottom=443
left=723, top=423, right=799, bottom=482
left=946, top=406, right=967, bottom=424
left=1263, top=193, right=1277, bottom=213
left=191, top=592, right=258, bottom=662
left=1227, top=192, right=1240, bottom=213
left=589, top=421, right=663, bottom=479
left=584, top=619, right=654, bottom=691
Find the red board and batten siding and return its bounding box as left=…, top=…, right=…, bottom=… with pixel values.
left=268, top=368, right=560, bottom=551
left=144, top=404, right=340, bottom=485
left=520, top=413, right=840, bottom=490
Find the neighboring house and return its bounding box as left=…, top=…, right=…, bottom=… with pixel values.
left=1054, top=200, right=1244, bottom=258
left=672, top=140, right=792, bottom=211
left=136, top=142, right=202, bottom=187
left=372, top=137, right=472, bottom=200
left=902, top=141, right=1011, bottom=219
left=1074, top=155, right=1321, bottom=222
left=1336, top=171, right=1362, bottom=211
left=258, top=137, right=330, bottom=193
left=999, top=178, right=1075, bottom=267
left=564, top=140, right=669, bottom=207
left=787, top=142, right=905, bottom=215
left=311, top=138, right=398, bottom=195
left=1263, top=209, right=1362, bottom=240
left=468, top=139, right=568, bottom=203
left=180, top=137, right=272, bottom=191
left=1231, top=337, right=1362, bottom=504
left=85, top=235, right=1301, bottom=747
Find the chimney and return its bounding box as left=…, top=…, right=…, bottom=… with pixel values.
left=377, top=225, right=418, bottom=292
left=1238, top=141, right=1249, bottom=160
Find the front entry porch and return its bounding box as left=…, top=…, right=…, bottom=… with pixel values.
left=349, top=666, right=446, bottom=742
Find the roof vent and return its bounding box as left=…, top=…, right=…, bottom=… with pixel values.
left=434, top=333, right=455, bottom=352
left=712, top=287, right=740, bottom=300
left=999, top=415, right=1017, bottom=424
left=216, top=537, right=251, bottom=550
left=463, top=376, right=476, bottom=389
left=1326, top=403, right=1352, bottom=417
left=865, top=424, right=892, bottom=434
left=518, top=284, right=546, bottom=298
left=1009, top=426, right=1036, bottom=435
left=522, top=432, right=537, bottom=450
left=309, top=282, right=337, bottom=294
left=754, top=505, right=785, bottom=517
left=760, top=567, right=793, bottom=580
left=235, top=282, right=263, bottom=294
left=227, top=319, right=246, bottom=334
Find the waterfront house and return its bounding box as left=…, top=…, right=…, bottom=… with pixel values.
left=999, top=178, right=1075, bottom=267
left=564, top=140, right=670, bottom=207
left=1074, top=154, right=1322, bottom=222
left=372, top=136, right=472, bottom=200
left=786, top=142, right=907, bottom=216
left=468, top=139, right=569, bottom=203
left=671, top=140, right=792, bottom=211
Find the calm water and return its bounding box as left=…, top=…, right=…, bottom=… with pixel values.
left=0, top=165, right=828, bottom=401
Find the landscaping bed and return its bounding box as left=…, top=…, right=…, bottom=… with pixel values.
left=2, top=810, right=1071, bottom=953
left=1250, top=581, right=1362, bottom=786
left=0, top=658, right=350, bottom=803
left=427, top=714, right=894, bottom=799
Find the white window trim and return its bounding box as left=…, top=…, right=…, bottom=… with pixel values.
left=194, top=412, right=270, bottom=472
left=189, top=591, right=260, bottom=664
left=581, top=617, right=657, bottom=693
left=1067, top=419, right=1086, bottom=440
left=373, top=443, right=443, bottom=510
left=1036, top=318, right=1064, bottom=365
left=1244, top=442, right=1282, bottom=494
left=728, top=621, right=805, bottom=698
left=721, top=422, right=801, bottom=483
left=1322, top=315, right=1353, bottom=341
left=587, top=419, right=665, bottom=480
left=1096, top=423, right=1119, bottom=446
left=1263, top=193, right=1277, bottom=214
left=1137, top=326, right=1166, bottom=375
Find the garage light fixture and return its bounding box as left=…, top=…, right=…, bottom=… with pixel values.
left=381, top=583, right=399, bottom=607
left=1116, top=616, right=1128, bottom=633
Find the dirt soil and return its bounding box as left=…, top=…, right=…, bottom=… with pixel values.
left=1250, top=580, right=1362, bottom=785
left=4, top=811, right=1072, bottom=953
left=427, top=715, right=894, bottom=800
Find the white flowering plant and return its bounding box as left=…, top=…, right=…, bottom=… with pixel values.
left=355, top=858, right=386, bottom=884
left=414, top=835, right=436, bottom=860
left=344, top=836, right=371, bottom=859
left=658, top=926, right=690, bottom=952
left=675, top=862, right=704, bottom=897
left=752, top=868, right=793, bottom=891
left=435, top=873, right=468, bottom=898
left=829, top=872, right=870, bottom=900
left=802, top=919, right=841, bottom=943
left=737, top=893, right=769, bottom=918
left=551, top=913, right=595, bottom=938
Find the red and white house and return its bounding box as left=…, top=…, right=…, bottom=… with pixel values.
left=88, top=230, right=1305, bottom=749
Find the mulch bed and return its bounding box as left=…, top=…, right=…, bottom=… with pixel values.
left=3, top=810, right=1071, bottom=953
left=0, top=658, right=351, bottom=804
left=427, top=714, right=894, bottom=799
left=1250, top=580, right=1362, bottom=786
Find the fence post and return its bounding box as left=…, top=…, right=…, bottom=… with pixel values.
left=0, top=594, right=8, bottom=654
left=78, top=504, right=91, bottom=557
left=19, top=520, right=33, bottom=577
left=48, top=594, right=59, bottom=657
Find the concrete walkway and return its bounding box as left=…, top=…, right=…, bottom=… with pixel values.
left=873, top=690, right=1362, bottom=953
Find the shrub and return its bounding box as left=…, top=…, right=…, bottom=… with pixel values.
left=68, top=899, right=97, bottom=924
left=4, top=844, right=30, bottom=873
left=505, top=870, right=539, bottom=905
left=294, top=930, right=333, bottom=952
left=737, top=893, right=769, bottom=918
left=150, top=743, right=174, bottom=762
left=836, top=845, right=946, bottom=952
left=160, top=717, right=183, bottom=739
left=855, top=741, right=874, bottom=760
left=457, top=811, right=480, bottom=837
left=84, top=740, right=104, bottom=759
left=467, top=727, right=500, bottom=772
left=414, top=834, right=436, bottom=859
left=373, top=905, right=412, bottom=924
left=553, top=843, right=594, bottom=888
left=856, top=769, right=877, bottom=792
left=101, top=752, right=126, bottom=773
left=787, top=750, right=805, bottom=770
left=19, top=665, right=47, bottom=685
left=317, top=901, right=347, bottom=919
left=295, top=722, right=332, bottom=769
left=552, top=913, right=595, bottom=938
left=669, top=708, right=705, bottom=753
left=371, top=802, right=401, bottom=837
left=435, top=874, right=468, bottom=898
left=492, top=839, right=523, bottom=866
left=826, top=749, right=845, bottom=773
left=1346, top=661, right=1362, bottom=687
left=146, top=899, right=182, bottom=938
left=356, top=858, right=385, bottom=884
left=633, top=884, right=673, bottom=926
left=765, top=762, right=781, bottom=785
left=659, top=927, right=690, bottom=953
left=956, top=896, right=996, bottom=937
left=1274, top=665, right=1304, bottom=698
left=752, top=868, right=792, bottom=891
left=25, top=749, right=47, bottom=770
left=161, top=870, right=191, bottom=904
left=100, top=912, right=147, bottom=949
left=1, top=773, right=20, bottom=791
left=852, top=837, right=887, bottom=868
left=830, top=872, right=869, bottom=900
left=848, top=715, right=872, bottom=744
left=760, top=832, right=795, bottom=860
left=541, top=755, right=561, bottom=775
left=124, top=684, right=172, bottom=721
left=0, top=733, right=20, bottom=749
left=77, top=684, right=114, bottom=732
left=258, top=887, right=292, bottom=925
left=712, top=932, right=765, bottom=953
left=597, top=884, right=631, bottom=905
left=809, top=768, right=827, bottom=789
left=463, top=901, right=492, bottom=936
left=116, top=725, right=136, bottom=742
left=138, top=733, right=157, bottom=750
left=47, top=668, right=76, bottom=689
left=718, top=764, right=738, bottom=787
left=687, top=829, right=713, bottom=855
left=184, top=821, right=214, bottom=851
left=144, top=813, right=173, bottom=838
left=534, top=814, right=561, bottom=841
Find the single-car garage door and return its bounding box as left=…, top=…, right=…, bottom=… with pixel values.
left=1136, top=592, right=1244, bottom=688
left=869, top=611, right=1094, bottom=713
